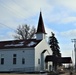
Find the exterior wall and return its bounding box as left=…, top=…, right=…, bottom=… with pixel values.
left=35, top=39, right=52, bottom=72
left=36, top=33, right=46, bottom=40
left=0, top=39, right=52, bottom=72
left=0, top=48, right=35, bottom=72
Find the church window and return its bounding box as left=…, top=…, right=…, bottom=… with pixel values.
left=38, top=59, right=40, bottom=64
left=13, top=54, right=17, bottom=64
left=22, top=58, right=25, bottom=64
left=1, top=58, right=4, bottom=65
left=13, top=54, right=16, bottom=57
left=0, top=54, right=4, bottom=65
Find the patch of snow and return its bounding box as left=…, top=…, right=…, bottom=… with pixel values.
left=27, top=41, right=36, bottom=46
left=19, top=41, right=24, bottom=44
left=5, top=43, right=24, bottom=47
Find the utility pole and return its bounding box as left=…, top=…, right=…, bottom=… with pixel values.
left=71, top=39, right=76, bottom=72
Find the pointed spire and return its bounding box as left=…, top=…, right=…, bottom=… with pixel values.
left=36, top=12, right=46, bottom=34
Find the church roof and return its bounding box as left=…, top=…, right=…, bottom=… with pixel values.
left=45, top=56, right=72, bottom=63
left=0, top=39, right=41, bottom=49
left=36, top=12, right=46, bottom=34
left=61, top=57, right=72, bottom=63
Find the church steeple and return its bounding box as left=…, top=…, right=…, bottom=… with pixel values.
left=36, top=11, right=46, bottom=34
left=36, top=12, right=46, bottom=40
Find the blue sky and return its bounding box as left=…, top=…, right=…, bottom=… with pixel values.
left=0, top=0, right=76, bottom=63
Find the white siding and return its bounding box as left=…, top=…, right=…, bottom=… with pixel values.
left=0, top=48, right=35, bottom=72
left=0, top=39, right=53, bottom=72
left=36, top=33, right=46, bottom=40
left=35, top=39, right=52, bottom=71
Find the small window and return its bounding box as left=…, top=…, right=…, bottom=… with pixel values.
left=38, top=59, right=40, bottom=64
left=13, top=58, right=16, bottom=64
left=1, top=58, right=4, bottom=65
left=13, top=54, right=17, bottom=64
left=13, top=54, right=16, bottom=57
left=22, top=58, right=25, bottom=64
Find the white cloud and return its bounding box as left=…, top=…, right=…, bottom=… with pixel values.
left=60, top=29, right=76, bottom=38
left=42, top=0, right=76, bottom=24
left=46, top=27, right=55, bottom=36
left=60, top=17, right=76, bottom=24
left=61, top=49, right=72, bottom=57
left=0, top=0, right=53, bottom=28
left=57, top=0, right=76, bottom=11
left=0, top=0, right=53, bottom=19
left=1, top=0, right=76, bottom=28
left=60, top=42, right=74, bottom=63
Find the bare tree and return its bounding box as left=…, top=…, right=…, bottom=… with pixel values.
left=14, top=24, right=36, bottom=40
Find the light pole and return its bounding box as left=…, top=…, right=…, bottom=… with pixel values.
left=71, top=39, right=76, bottom=72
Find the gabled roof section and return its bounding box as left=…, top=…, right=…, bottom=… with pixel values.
left=61, top=57, right=72, bottom=63
left=36, top=12, right=46, bottom=34
left=45, top=55, right=72, bottom=63
left=0, top=39, right=41, bottom=49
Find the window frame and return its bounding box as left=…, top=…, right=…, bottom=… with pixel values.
left=1, top=58, right=4, bottom=65
left=38, top=59, right=40, bottom=64
left=22, top=58, right=25, bottom=64
left=13, top=54, right=17, bottom=65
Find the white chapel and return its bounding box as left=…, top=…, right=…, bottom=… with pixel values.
left=0, top=12, right=53, bottom=72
